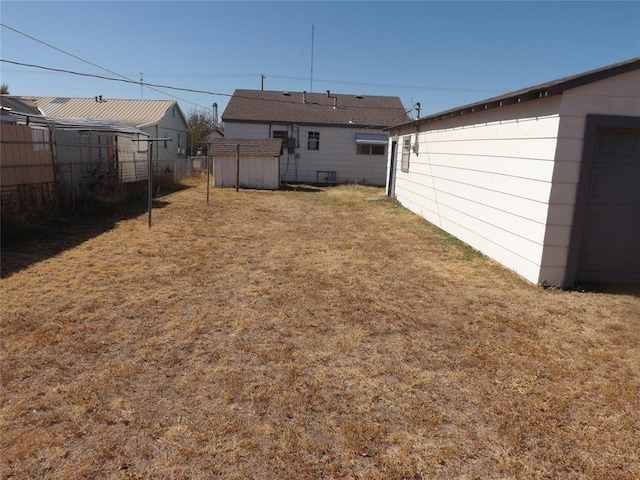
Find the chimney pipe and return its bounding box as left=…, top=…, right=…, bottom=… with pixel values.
left=326, top=90, right=337, bottom=108
left=303, top=91, right=307, bottom=103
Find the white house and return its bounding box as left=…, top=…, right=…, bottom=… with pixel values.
left=386, top=58, right=640, bottom=288
left=222, top=89, right=409, bottom=186
left=21, top=96, right=190, bottom=173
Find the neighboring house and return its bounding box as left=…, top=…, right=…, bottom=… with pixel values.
left=0, top=95, right=41, bottom=116
left=1, top=100, right=149, bottom=210
left=198, top=128, right=225, bottom=156
left=222, top=89, right=409, bottom=185
left=210, top=138, right=282, bottom=190
left=20, top=96, right=190, bottom=173
left=386, top=58, right=640, bottom=288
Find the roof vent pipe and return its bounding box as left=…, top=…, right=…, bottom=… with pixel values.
left=303, top=91, right=307, bottom=104
left=326, top=90, right=338, bottom=109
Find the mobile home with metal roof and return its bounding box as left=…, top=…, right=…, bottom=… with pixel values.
left=21, top=96, right=189, bottom=173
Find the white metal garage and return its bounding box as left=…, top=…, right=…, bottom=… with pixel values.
left=386, top=58, right=640, bottom=287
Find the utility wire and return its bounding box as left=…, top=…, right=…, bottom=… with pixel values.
left=2, top=22, right=502, bottom=104
left=1, top=59, right=414, bottom=112
left=0, top=22, right=210, bottom=109
left=1, top=59, right=232, bottom=98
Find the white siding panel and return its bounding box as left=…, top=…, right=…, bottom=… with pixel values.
left=432, top=165, right=553, bottom=203
left=548, top=183, right=578, bottom=204
left=539, top=69, right=640, bottom=285
left=416, top=154, right=556, bottom=181
left=554, top=137, right=586, bottom=163
left=435, top=190, right=548, bottom=244
left=437, top=207, right=544, bottom=284
left=227, top=122, right=389, bottom=185
left=391, top=103, right=561, bottom=285
left=435, top=177, right=551, bottom=223
left=423, top=137, right=559, bottom=160
left=213, top=154, right=279, bottom=190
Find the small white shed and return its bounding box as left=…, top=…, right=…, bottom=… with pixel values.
left=210, top=138, right=282, bottom=190
left=386, top=58, right=640, bottom=287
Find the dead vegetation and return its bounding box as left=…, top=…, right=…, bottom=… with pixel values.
left=1, top=179, right=639, bottom=479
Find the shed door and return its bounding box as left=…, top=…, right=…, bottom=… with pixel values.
left=575, top=125, right=640, bottom=283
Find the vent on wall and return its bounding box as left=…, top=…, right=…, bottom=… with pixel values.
left=316, top=170, right=337, bottom=184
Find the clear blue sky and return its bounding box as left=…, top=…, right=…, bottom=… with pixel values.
left=1, top=1, right=639, bottom=120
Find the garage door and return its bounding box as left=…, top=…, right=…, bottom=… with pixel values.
left=575, top=124, right=640, bottom=283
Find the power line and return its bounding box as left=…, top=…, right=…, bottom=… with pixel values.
left=0, top=22, right=209, bottom=109
left=0, top=59, right=232, bottom=98
left=1, top=59, right=414, bottom=112
left=1, top=23, right=502, bottom=98
left=267, top=74, right=504, bottom=94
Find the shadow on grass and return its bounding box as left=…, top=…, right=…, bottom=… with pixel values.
left=573, top=283, right=640, bottom=298
left=280, top=183, right=324, bottom=193
left=0, top=198, right=171, bottom=279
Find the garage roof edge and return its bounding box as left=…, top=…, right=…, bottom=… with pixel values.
left=387, top=57, right=640, bottom=133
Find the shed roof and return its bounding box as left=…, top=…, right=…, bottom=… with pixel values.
left=222, top=90, right=409, bottom=128
left=18, top=96, right=184, bottom=127
left=388, top=57, right=640, bottom=132
left=5, top=111, right=146, bottom=135
left=211, top=138, right=283, bottom=157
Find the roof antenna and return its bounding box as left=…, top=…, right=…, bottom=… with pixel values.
left=310, top=24, right=315, bottom=93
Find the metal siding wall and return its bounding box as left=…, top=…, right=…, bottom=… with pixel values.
left=391, top=97, right=563, bottom=285
left=213, top=155, right=279, bottom=190
left=0, top=124, right=55, bottom=186
left=542, top=69, right=640, bottom=286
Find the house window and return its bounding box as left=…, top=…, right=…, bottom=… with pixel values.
left=307, top=131, right=320, bottom=151
left=357, top=144, right=386, bottom=155
left=401, top=136, right=411, bottom=172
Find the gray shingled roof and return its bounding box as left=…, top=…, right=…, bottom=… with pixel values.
left=222, top=90, right=409, bottom=128
left=211, top=138, right=283, bottom=157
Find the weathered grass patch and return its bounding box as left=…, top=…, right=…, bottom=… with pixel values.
left=2, top=179, right=639, bottom=479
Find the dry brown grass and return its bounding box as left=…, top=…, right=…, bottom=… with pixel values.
left=2, top=179, right=639, bottom=479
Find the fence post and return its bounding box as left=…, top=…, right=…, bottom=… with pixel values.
left=70, top=163, right=75, bottom=208
left=236, top=144, right=240, bottom=192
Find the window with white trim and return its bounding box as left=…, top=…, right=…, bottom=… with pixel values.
left=401, top=136, right=411, bottom=172
left=307, top=131, right=320, bottom=151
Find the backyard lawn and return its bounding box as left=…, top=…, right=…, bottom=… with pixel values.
left=1, top=180, right=639, bottom=479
